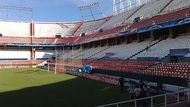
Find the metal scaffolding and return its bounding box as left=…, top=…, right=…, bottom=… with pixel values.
left=112, top=0, right=145, bottom=15
left=79, top=2, right=103, bottom=21
left=0, top=5, right=33, bottom=21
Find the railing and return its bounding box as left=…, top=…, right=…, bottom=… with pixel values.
left=86, top=46, right=111, bottom=59
left=96, top=88, right=190, bottom=107
left=126, top=39, right=163, bottom=60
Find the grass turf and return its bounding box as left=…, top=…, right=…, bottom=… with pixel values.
left=0, top=68, right=129, bottom=107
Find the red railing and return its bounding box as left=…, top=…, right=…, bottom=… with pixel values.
left=0, top=36, right=79, bottom=45
left=0, top=36, right=31, bottom=44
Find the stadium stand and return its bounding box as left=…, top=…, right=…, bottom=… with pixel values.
left=133, top=35, right=190, bottom=59
left=84, top=60, right=155, bottom=73
left=0, top=50, right=31, bottom=60
left=34, top=22, right=78, bottom=37
left=97, top=6, right=141, bottom=30
left=35, top=50, right=54, bottom=60
left=47, top=55, right=190, bottom=79
left=0, top=21, right=30, bottom=37
left=71, top=22, right=83, bottom=35
left=74, top=18, right=109, bottom=35
left=141, top=62, right=190, bottom=79
left=63, top=39, right=159, bottom=60
left=163, top=0, right=190, bottom=12
left=124, top=0, right=172, bottom=23
left=87, top=24, right=129, bottom=42
left=63, top=35, right=190, bottom=62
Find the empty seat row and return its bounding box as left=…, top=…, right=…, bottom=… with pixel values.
left=142, top=63, right=190, bottom=79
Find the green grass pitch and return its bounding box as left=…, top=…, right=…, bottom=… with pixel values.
left=0, top=68, right=129, bottom=107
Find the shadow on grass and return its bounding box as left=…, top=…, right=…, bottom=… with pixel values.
left=0, top=77, right=129, bottom=107
left=15, top=69, right=42, bottom=74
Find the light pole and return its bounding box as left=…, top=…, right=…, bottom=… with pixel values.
left=55, top=46, right=57, bottom=74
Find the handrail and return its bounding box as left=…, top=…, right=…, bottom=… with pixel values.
left=96, top=88, right=190, bottom=107
left=126, top=39, right=163, bottom=60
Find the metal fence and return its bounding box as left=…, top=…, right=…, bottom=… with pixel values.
left=96, top=88, right=190, bottom=107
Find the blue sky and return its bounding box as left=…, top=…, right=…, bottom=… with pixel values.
left=0, top=0, right=113, bottom=22
left=0, top=0, right=147, bottom=22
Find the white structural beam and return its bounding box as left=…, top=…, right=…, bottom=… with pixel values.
left=136, top=0, right=141, bottom=7
left=112, top=0, right=151, bottom=15
left=113, top=0, right=117, bottom=15
left=127, top=0, right=132, bottom=10
left=120, top=0, right=124, bottom=13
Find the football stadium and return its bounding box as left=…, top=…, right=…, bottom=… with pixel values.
left=0, top=0, right=190, bottom=107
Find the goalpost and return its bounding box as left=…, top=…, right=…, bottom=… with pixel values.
left=46, top=43, right=84, bottom=75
